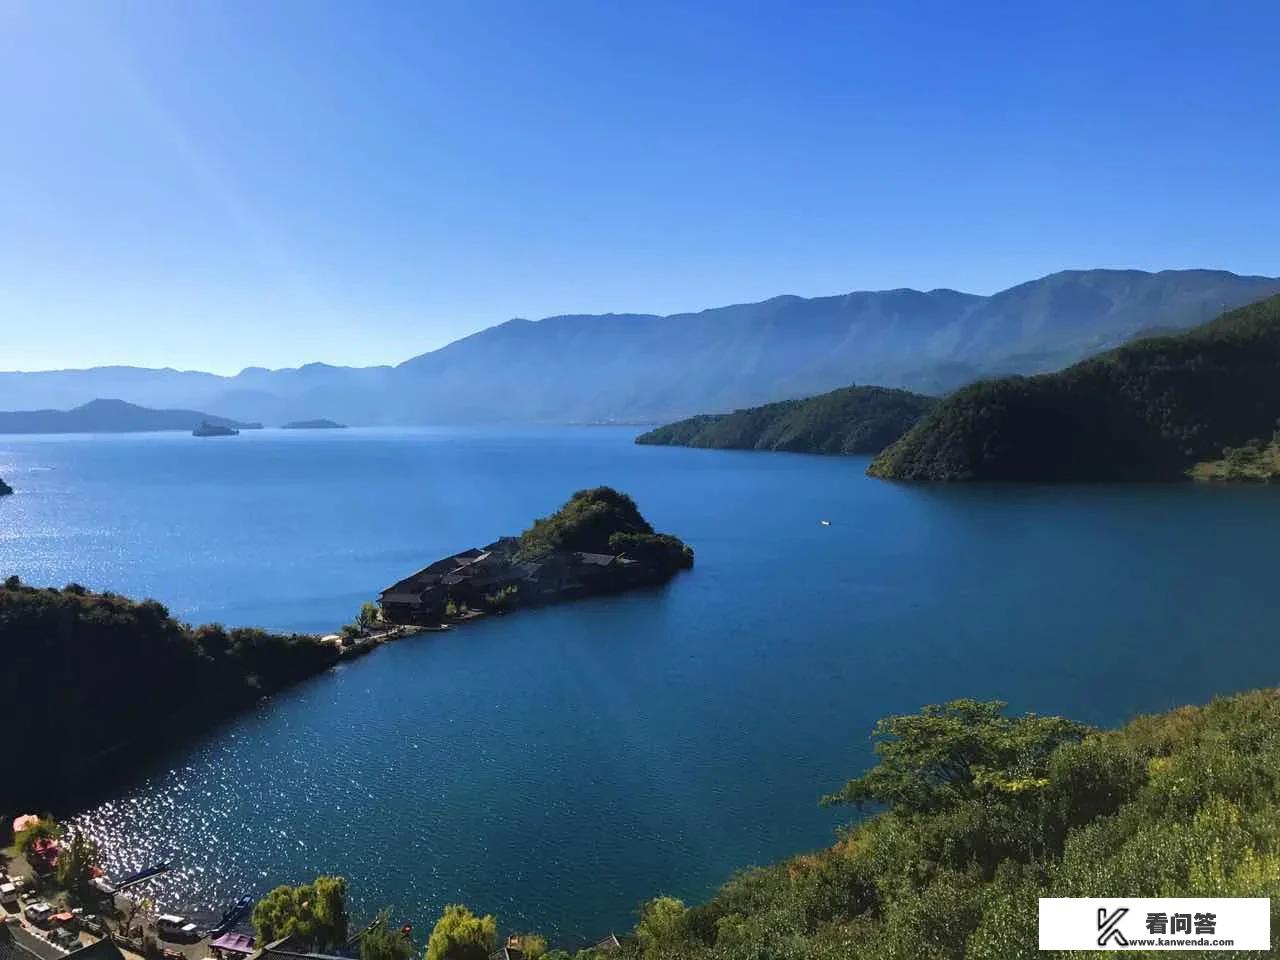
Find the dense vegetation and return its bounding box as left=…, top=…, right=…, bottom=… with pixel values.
left=440, top=690, right=1279, bottom=960
left=252, top=876, right=351, bottom=951
left=1190, top=435, right=1280, bottom=483
left=516, top=487, right=693, bottom=572
left=635, top=386, right=936, bottom=455
left=870, top=294, right=1280, bottom=480
left=0, top=577, right=338, bottom=811
left=264, top=692, right=1280, bottom=959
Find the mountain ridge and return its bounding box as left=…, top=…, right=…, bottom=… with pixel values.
left=4, top=268, right=1278, bottom=425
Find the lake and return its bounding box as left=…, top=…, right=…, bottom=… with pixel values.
left=3, top=426, right=1279, bottom=945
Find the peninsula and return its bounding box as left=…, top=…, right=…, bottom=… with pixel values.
left=870, top=293, right=1280, bottom=481
left=379, top=487, right=693, bottom=624
left=0, top=577, right=339, bottom=812
left=282, top=418, right=346, bottom=429
left=0, top=398, right=261, bottom=435
left=635, top=384, right=935, bottom=455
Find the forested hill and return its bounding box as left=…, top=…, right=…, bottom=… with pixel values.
left=635, top=385, right=935, bottom=455
left=0, top=579, right=338, bottom=811
left=869, top=294, right=1280, bottom=481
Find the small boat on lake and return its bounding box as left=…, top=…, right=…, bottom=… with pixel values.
left=115, top=862, right=171, bottom=890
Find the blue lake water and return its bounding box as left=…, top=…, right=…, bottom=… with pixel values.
left=2, top=427, right=1280, bottom=945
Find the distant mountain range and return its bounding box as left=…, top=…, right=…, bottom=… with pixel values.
left=870, top=294, right=1280, bottom=481
left=0, top=398, right=259, bottom=434
left=3, top=269, right=1278, bottom=426
left=635, top=385, right=935, bottom=455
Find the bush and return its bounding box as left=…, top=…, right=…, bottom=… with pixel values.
left=424, top=904, right=496, bottom=960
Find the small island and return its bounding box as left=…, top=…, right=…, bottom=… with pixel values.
left=0, top=476, right=12, bottom=496
left=379, top=486, right=693, bottom=624
left=193, top=420, right=239, bottom=437
left=282, top=418, right=346, bottom=429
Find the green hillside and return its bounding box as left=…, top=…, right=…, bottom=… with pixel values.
left=489, top=690, right=1280, bottom=960
left=0, top=578, right=337, bottom=811
left=870, top=294, right=1280, bottom=481
left=636, top=385, right=936, bottom=455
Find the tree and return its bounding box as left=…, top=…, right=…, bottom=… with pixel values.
left=123, top=896, right=157, bottom=940
left=357, top=601, right=380, bottom=634
left=423, top=904, right=496, bottom=960
left=635, top=897, right=688, bottom=960
left=252, top=876, right=350, bottom=951
left=15, top=816, right=60, bottom=857
left=360, top=909, right=413, bottom=960
left=821, top=699, right=1089, bottom=814
left=56, top=829, right=100, bottom=900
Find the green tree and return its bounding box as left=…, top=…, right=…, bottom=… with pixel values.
left=423, top=904, right=496, bottom=960
left=360, top=909, right=413, bottom=960
left=357, top=601, right=380, bottom=633
left=15, top=816, right=60, bottom=856
left=56, top=829, right=100, bottom=900
left=252, top=876, right=350, bottom=951
left=821, top=699, right=1088, bottom=814
left=635, top=897, right=688, bottom=960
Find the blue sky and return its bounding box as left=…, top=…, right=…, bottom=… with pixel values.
left=2, top=0, right=1277, bottom=374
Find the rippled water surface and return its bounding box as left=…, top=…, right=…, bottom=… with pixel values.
left=2, top=427, right=1279, bottom=943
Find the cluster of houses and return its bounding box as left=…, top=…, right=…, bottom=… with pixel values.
left=379, top=537, right=637, bottom=624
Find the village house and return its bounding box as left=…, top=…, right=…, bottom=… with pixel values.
left=378, top=537, right=638, bottom=625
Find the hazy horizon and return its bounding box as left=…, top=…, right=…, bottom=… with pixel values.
left=4, top=263, right=1278, bottom=377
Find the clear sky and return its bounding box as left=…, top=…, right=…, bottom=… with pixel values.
left=2, top=0, right=1277, bottom=374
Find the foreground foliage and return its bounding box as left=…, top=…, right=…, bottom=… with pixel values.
left=871, top=293, right=1280, bottom=480
left=252, top=876, right=351, bottom=951
left=424, top=904, right=497, bottom=960
left=636, top=385, right=936, bottom=456
left=607, top=691, right=1280, bottom=959
left=0, top=577, right=338, bottom=811
left=445, top=690, right=1280, bottom=959
left=359, top=910, right=415, bottom=960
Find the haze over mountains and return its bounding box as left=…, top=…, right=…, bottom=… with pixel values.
left=4, top=269, right=1279, bottom=426
left=0, top=398, right=259, bottom=435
